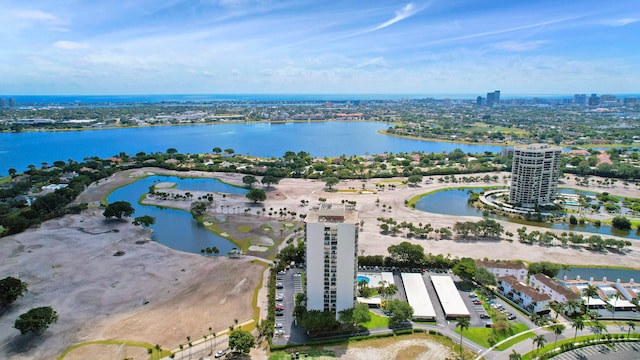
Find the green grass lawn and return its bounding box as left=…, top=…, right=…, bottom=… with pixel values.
left=362, top=311, right=389, bottom=329
left=496, top=327, right=535, bottom=350
left=455, top=322, right=529, bottom=348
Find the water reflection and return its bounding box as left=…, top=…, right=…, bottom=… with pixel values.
left=107, top=175, right=248, bottom=254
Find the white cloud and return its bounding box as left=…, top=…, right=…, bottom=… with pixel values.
left=53, top=41, right=89, bottom=50
left=604, top=18, right=639, bottom=26
left=357, top=57, right=388, bottom=68
left=12, top=9, right=65, bottom=24
left=492, top=40, right=547, bottom=52
left=371, top=3, right=420, bottom=31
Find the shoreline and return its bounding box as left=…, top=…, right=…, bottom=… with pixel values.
left=89, top=167, right=640, bottom=267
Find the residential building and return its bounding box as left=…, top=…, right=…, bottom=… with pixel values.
left=509, top=144, right=562, bottom=208
left=498, top=275, right=551, bottom=315
left=305, top=203, right=358, bottom=316
left=529, top=273, right=580, bottom=303
left=476, top=261, right=527, bottom=282
left=0, top=98, right=6, bottom=108
left=8, top=98, right=17, bottom=108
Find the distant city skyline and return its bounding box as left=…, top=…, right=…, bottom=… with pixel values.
left=1, top=1, right=639, bottom=95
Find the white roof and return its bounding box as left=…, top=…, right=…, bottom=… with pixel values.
left=357, top=297, right=382, bottom=305
left=381, top=272, right=395, bottom=286
left=610, top=299, right=635, bottom=308
left=431, top=275, right=470, bottom=317
left=400, top=273, right=436, bottom=320
left=582, top=297, right=607, bottom=306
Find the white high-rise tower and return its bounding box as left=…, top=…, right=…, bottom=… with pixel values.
left=305, top=203, right=358, bottom=315
left=509, top=144, right=562, bottom=208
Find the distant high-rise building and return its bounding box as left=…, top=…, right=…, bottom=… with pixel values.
left=8, top=98, right=17, bottom=108
left=573, top=94, right=586, bottom=105
left=0, top=98, right=6, bottom=108
left=476, top=96, right=484, bottom=106
left=305, top=203, right=358, bottom=316
left=485, top=90, right=500, bottom=107
left=588, top=94, right=600, bottom=106
left=486, top=92, right=495, bottom=107
left=509, top=144, right=562, bottom=208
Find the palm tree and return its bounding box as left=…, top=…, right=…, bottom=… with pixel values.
left=208, top=326, right=213, bottom=354
left=533, top=335, right=547, bottom=358
left=154, top=344, right=161, bottom=360
left=179, top=344, right=184, bottom=360
left=592, top=320, right=606, bottom=342
left=551, top=323, right=566, bottom=351
left=549, top=301, right=566, bottom=319
left=456, top=317, right=470, bottom=359
left=509, top=350, right=522, bottom=360
left=583, top=284, right=598, bottom=310
left=627, top=320, right=636, bottom=339
left=186, top=336, right=192, bottom=360
left=566, top=299, right=583, bottom=316
left=571, top=316, right=585, bottom=344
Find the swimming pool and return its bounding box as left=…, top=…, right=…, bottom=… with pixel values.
left=357, top=275, right=370, bottom=283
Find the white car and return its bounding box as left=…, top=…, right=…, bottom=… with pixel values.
left=214, top=349, right=227, bottom=358
left=275, top=323, right=284, bottom=328
left=275, top=329, right=285, bottom=335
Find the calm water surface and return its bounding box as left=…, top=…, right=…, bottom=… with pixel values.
left=0, top=122, right=503, bottom=175
left=564, top=267, right=640, bottom=282
left=107, top=175, right=247, bottom=254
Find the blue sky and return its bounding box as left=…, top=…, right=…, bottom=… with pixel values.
left=1, top=0, right=639, bottom=95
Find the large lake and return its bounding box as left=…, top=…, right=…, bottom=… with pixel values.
left=0, top=122, right=503, bottom=175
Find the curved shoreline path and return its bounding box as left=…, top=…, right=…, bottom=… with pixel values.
left=476, top=323, right=639, bottom=360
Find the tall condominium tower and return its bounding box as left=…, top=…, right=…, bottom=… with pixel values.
left=305, top=203, right=358, bottom=315
left=509, top=144, right=562, bottom=208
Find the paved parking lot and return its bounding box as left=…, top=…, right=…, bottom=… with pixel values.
left=551, top=342, right=640, bottom=360
left=272, top=268, right=309, bottom=346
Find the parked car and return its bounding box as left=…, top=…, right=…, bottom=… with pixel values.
left=275, top=329, right=285, bottom=335
left=276, top=282, right=284, bottom=289
left=275, top=310, right=284, bottom=316
left=214, top=349, right=227, bottom=358
left=472, top=300, right=481, bottom=305
left=276, top=304, right=284, bottom=310
left=275, top=323, right=284, bottom=328
left=507, top=314, right=517, bottom=320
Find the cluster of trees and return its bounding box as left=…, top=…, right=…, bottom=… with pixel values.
left=516, top=226, right=632, bottom=252
left=453, top=218, right=504, bottom=239
left=451, top=258, right=497, bottom=286
left=0, top=158, right=123, bottom=235
left=1, top=276, right=58, bottom=335
left=376, top=217, right=452, bottom=239
left=359, top=242, right=458, bottom=269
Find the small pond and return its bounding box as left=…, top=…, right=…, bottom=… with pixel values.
left=107, top=175, right=248, bottom=254
left=414, top=188, right=640, bottom=239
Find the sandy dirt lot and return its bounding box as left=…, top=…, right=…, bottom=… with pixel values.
left=0, top=206, right=264, bottom=359
left=1, top=168, right=637, bottom=359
